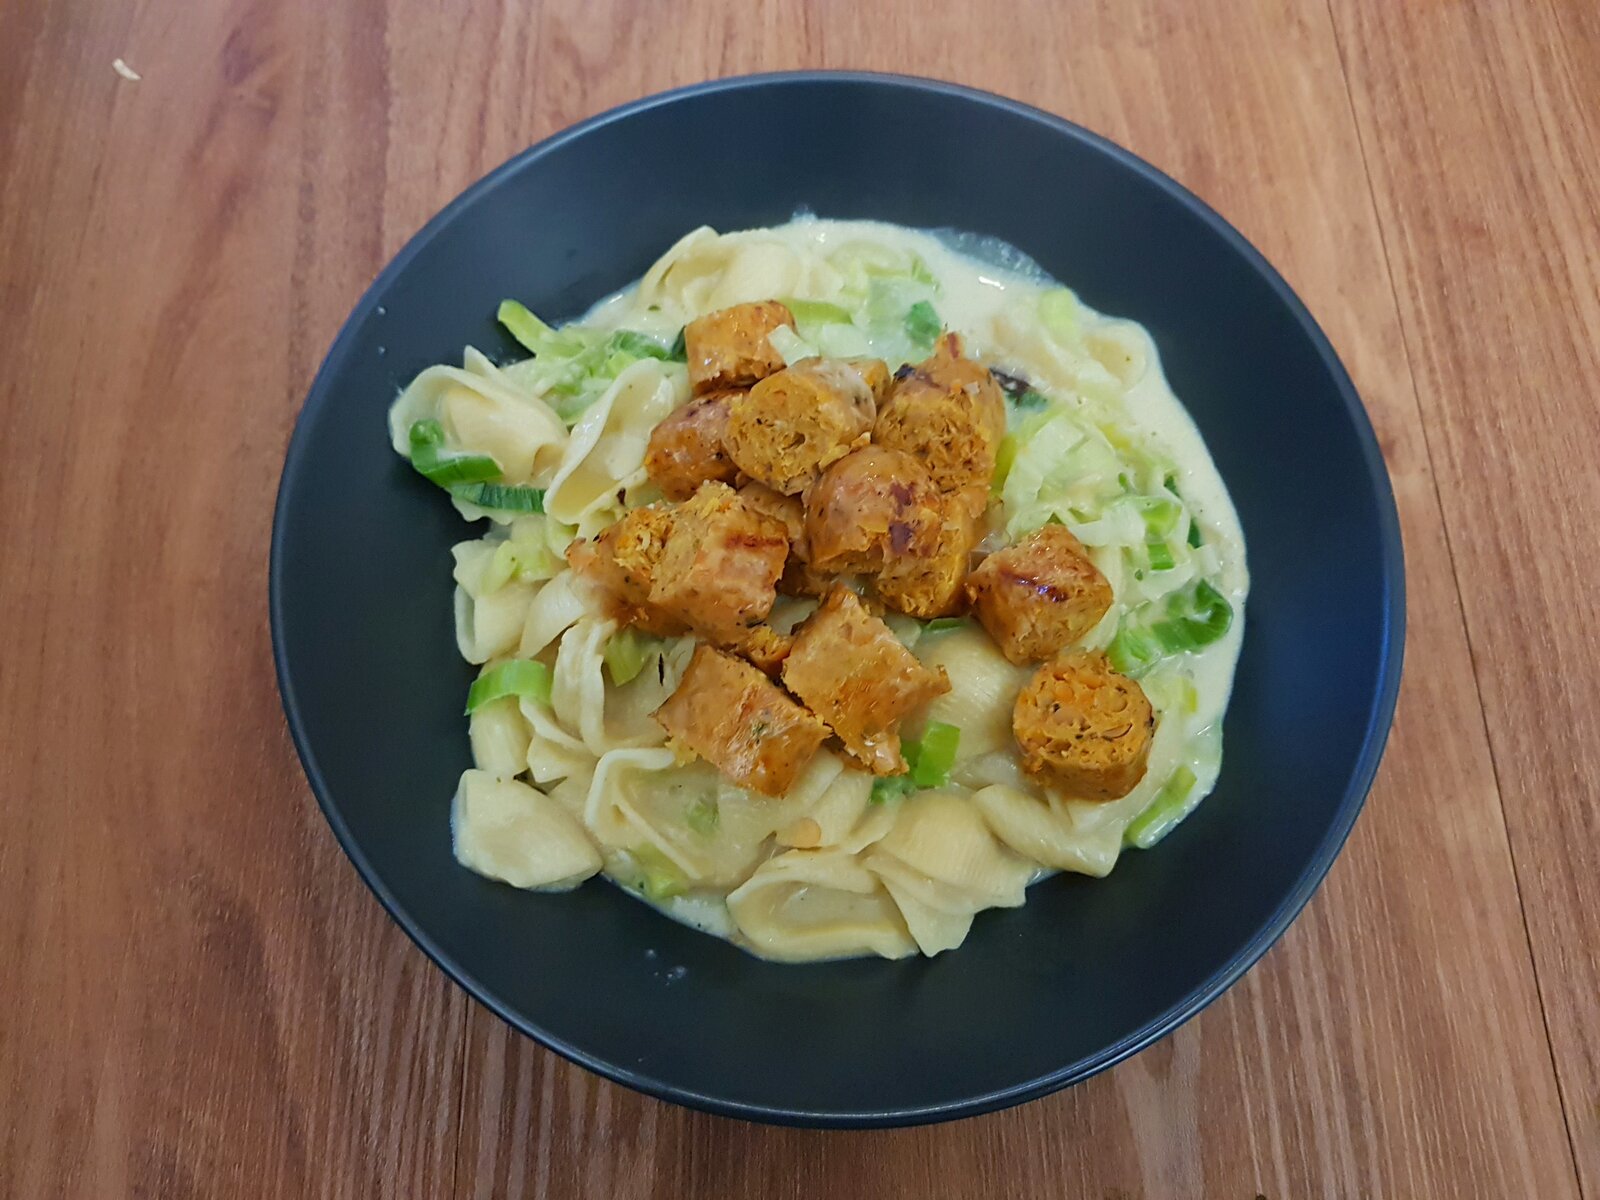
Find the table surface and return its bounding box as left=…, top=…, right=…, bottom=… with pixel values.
left=4, top=0, right=1598, bottom=1195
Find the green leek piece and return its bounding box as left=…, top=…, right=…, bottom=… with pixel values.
left=1038, top=288, right=1081, bottom=343
left=783, top=299, right=855, bottom=327
left=498, top=299, right=584, bottom=356
left=465, top=659, right=552, bottom=714
left=631, top=845, right=689, bottom=900
left=407, top=419, right=501, bottom=486
left=1124, top=766, right=1198, bottom=847
left=449, top=481, right=545, bottom=513
left=1108, top=581, right=1234, bottom=676
left=1146, top=540, right=1177, bottom=572
left=870, top=775, right=917, bottom=804
left=482, top=534, right=561, bottom=594
left=903, top=300, right=942, bottom=350
left=685, top=797, right=720, bottom=836
left=909, top=722, right=961, bottom=788
left=603, top=627, right=662, bottom=686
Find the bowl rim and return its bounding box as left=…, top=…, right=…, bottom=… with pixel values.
left=270, top=69, right=1406, bottom=1128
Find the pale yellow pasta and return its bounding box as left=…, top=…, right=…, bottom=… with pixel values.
left=518, top=570, right=596, bottom=659
left=584, top=753, right=799, bottom=888
left=866, top=792, right=1035, bottom=955
left=970, top=785, right=1127, bottom=878
left=874, top=791, right=1034, bottom=907
left=521, top=696, right=598, bottom=787
left=550, top=617, right=620, bottom=754
left=389, top=352, right=568, bottom=499
left=543, top=360, right=684, bottom=526
left=909, top=626, right=1030, bottom=762
left=985, top=293, right=1125, bottom=413
left=637, top=226, right=844, bottom=320
left=800, top=757, right=876, bottom=847
left=450, top=538, right=540, bottom=663
left=469, top=697, right=532, bottom=779
left=548, top=617, right=676, bottom=755
left=545, top=774, right=591, bottom=822
left=452, top=770, right=601, bottom=891
left=867, top=861, right=979, bottom=957
left=726, top=849, right=918, bottom=963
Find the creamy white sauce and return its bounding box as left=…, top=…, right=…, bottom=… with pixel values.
left=573, top=217, right=1249, bottom=950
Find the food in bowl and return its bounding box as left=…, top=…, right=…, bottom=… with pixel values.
left=387, top=218, right=1248, bottom=962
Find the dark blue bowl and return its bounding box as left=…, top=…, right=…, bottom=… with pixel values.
left=271, top=73, right=1403, bottom=1127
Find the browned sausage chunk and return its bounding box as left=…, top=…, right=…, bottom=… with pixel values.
left=842, top=356, right=891, bottom=401
left=1013, top=652, right=1153, bottom=799
left=647, top=481, right=789, bottom=640
left=723, top=358, right=876, bottom=495
left=726, top=623, right=794, bottom=677
left=565, top=505, right=686, bottom=636
left=655, top=645, right=829, bottom=797
left=781, top=585, right=951, bottom=775
left=965, top=524, right=1113, bottom=665
left=875, top=492, right=980, bottom=619
left=737, top=482, right=832, bottom=597
left=683, top=301, right=795, bottom=394
left=874, top=333, right=1007, bottom=492
left=804, top=446, right=943, bottom=576
left=644, top=389, right=741, bottom=501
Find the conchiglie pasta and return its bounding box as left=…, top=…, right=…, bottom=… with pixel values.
left=769, top=754, right=894, bottom=853
left=585, top=753, right=787, bottom=888
left=864, top=793, right=1033, bottom=955
left=873, top=791, right=1034, bottom=909
left=706, top=241, right=806, bottom=310
left=637, top=226, right=725, bottom=316
left=909, top=626, right=1031, bottom=761
left=970, top=784, right=1130, bottom=878
left=726, top=849, right=918, bottom=963
left=866, top=859, right=978, bottom=957
left=452, top=770, right=601, bottom=891
left=984, top=294, right=1125, bottom=412
left=638, top=227, right=845, bottom=319
left=798, top=759, right=878, bottom=848
left=469, top=697, right=531, bottom=778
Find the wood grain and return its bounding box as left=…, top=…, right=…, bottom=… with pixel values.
left=1329, top=0, right=1600, bottom=1188
left=1, top=0, right=1593, bottom=1195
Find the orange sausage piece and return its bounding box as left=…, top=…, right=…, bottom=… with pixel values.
left=644, top=389, right=741, bottom=501
left=683, top=301, right=795, bottom=394
left=647, top=481, right=789, bottom=641
left=723, top=358, right=878, bottom=495
left=875, top=492, right=980, bottom=619
left=781, top=585, right=950, bottom=775
left=965, top=524, right=1113, bottom=665
left=803, top=446, right=943, bottom=576
left=874, top=333, right=1006, bottom=492
left=1013, top=652, right=1153, bottom=800
left=655, top=645, right=828, bottom=797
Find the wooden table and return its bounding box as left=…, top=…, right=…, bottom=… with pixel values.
left=4, top=1, right=1597, bottom=1195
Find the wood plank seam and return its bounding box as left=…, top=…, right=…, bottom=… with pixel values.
left=1321, top=1, right=1589, bottom=1190
left=450, top=1012, right=470, bottom=1198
